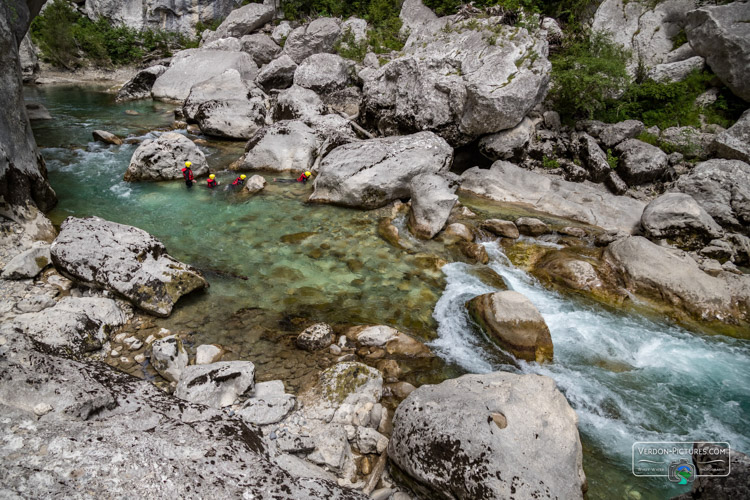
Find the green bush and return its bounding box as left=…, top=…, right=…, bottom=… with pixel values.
left=30, top=0, right=197, bottom=68
left=548, top=30, right=630, bottom=120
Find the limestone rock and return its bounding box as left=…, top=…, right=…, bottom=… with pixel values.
left=238, top=120, right=318, bottom=173
left=116, top=65, right=167, bottom=102
left=444, top=223, right=474, bottom=242
left=240, top=33, right=281, bottom=65
left=152, top=49, right=258, bottom=101
left=293, top=53, right=351, bottom=93
left=647, top=56, right=705, bottom=83
left=466, top=291, right=553, bottom=363
left=478, top=117, right=535, bottom=162
left=297, top=323, right=334, bottom=351
left=284, top=17, right=342, bottom=64
left=686, top=2, right=750, bottom=102
left=533, top=251, right=607, bottom=294
left=256, top=54, right=297, bottom=91
left=202, top=37, right=242, bottom=51
left=674, top=159, right=750, bottom=234
left=183, top=69, right=267, bottom=140
left=238, top=380, right=296, bottom=426
left=50, top=216, right=208, bottom=317
left=408, top=173, right=458, bottom=239
left=515, top=217, right=550, bottom=236
left=309, top=132, right=453, bottom=209
left=195, top=344, right=223, bottom=365
left=363, top=16, right=550, bottom=146
left=175, top=361, right=256, bottom=408
left=599, top=120, right=645, bottom=148
left=1, top=242, right=50, bottom=279
left=25, top=103, right=51, bottom=121
left=92, top=130, right=123, bottom=146
left=481, top=219, right=519, bottom=239
left=641, top=192, right=724, bottom=248
left=125, top=132, right=209, bottom=181
left=19, top=33, right=39, bottom=83
left=388, top=372, right=586, bottom=499
left=150, top=335, right=188, bottom=383
left=273, top=85, right=326, bottom=120
left=243, top=174, right=267, bottom=195
left=614, top=138, right=669, bottom=185
left=204, top=3, right=275, bottom=43
left=356, top=427, right=388, bottom=455
left=576, top=132, right=612, bottom=183
left=603, top=236, right=750, bottom=323
left=271, top=20, right=293, bottom=45
left=712, top=108, right=750, bottom=164
left=660, top=126, right=714, bottom=159
left=399, top=0, right=437, bottom=36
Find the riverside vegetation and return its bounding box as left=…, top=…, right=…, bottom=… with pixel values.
left=5, top=0, right=750, bottom=499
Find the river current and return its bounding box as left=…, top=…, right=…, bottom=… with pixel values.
left=26, top=85, right=749, bottom=499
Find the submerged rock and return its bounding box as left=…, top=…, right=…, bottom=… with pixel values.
left=309, top=131, right=453, bottom=209
left=641, top=192, right=724, bottom=248
left=388, top=371, right=586, bottom=499
left=116, top=65, right=167, bottom=102
left=92, top=130, right=123, bottom=146
left=467, top=290, right=553, bottom=363
left=460, top=161, right=645, bottom=233
left=175, top=361, right=256, bottom=408
left=50, top=217, right=208, bottom=317
left=125, top=132, right=209, bottom=181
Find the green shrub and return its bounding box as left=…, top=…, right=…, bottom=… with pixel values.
left=334, top=28, right=368, bottom=62
left=548, top=30, right=630, bottom=120
left=542, top=155, right=559, bottom=169
left=606, top=148, right=617, bottom=169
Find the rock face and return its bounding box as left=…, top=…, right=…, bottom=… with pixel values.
left=641, top=192, right=723, bottom=248
left=712, top=109, right=750, bottom=163
left=363, top=16, right=550, bottom=146
left=674, top=159, right=750, bottom=235
left=293, top=53, right=351, bottom=93
left=50, top=217, right=208, bottom=317
left=256, top=54, right=297, bottom=91
left=283, top=17, right=342, bottom=64
left=467, top=291, right=553, bottom=363
left=309, top=132, right=453, bottom=209
left=603, top=236, right=750, bottom=323
left=388, top=372, right=586, bottom=499
left=478, top=117, right=535, bottom=162
left=183, top=69, right=266, bottom=140
left=238, top=120, right=318, bottom=173
left=686, top=2, right=750, bottom=102
left=85, top=0, right=242, bottom=35
left=460, top=161, right=646, bottom=233
left=116, top=65, right=167, bottom=102
left=175, top=361, right=256, bottom=408
left=614, top=138, right=669, bottom=185
left=592, top=0, right=696, bottom=75
left=19, top=32, right=38, bottom=83
left=203, top=2, right=275, bottom=42
left=408, top=174, right=458, bottom=239
left=0, top=0, right=57, bottom=242
left=125, top=132, right=209, bottom=181
left=152, top=49, right=258, bottom=101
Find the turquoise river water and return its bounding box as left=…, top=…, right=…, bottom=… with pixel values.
left=26, top=85, right=749, bottom=499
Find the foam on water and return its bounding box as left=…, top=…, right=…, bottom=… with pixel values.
left=432, top=241, right=750, bottom=498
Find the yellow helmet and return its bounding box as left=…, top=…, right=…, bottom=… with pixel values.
left=185, top=161, right=192, bottom=167
left=240, top=174, right=246, bottom=180
left=305, top=171, right=312, bottom=177
left=209, top=174, right=215, bottom=179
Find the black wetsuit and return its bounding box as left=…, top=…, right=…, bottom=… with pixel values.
left=182, top=167, right=194, bottom=188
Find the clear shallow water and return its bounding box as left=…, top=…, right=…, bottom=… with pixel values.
left=432, top=242, right=750, bottom=499
left=27, top=85, right=750, bottom=499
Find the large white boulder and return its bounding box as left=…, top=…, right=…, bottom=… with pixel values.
left=407, top=173, right=458, bottom=239
left=309, top=132, right=453, bottom=209
left=293, top=53, right=351, bottom=93
left=237, top=120, right=319, bottom=173
left=283, top=17, right=342, bottom=64
left=388, top=372, right=586, bottom=499
left=50, top=217, right=208, bottom=317
left=175, top=361, right=256, bottom=408
left=203, top=2, right=275, bottom=43
left=641, top=192, right=724, bottom=248
left=124, top=132, right=209, bottom=181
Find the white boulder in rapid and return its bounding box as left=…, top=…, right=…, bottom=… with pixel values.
left=50, top=217, right=208, bottom=317
left=125, top=133, right=209, bottom=181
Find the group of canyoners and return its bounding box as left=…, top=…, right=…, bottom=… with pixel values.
left=180, top=161, right=313, bottom=189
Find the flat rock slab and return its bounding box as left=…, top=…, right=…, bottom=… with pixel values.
left=50, top=217, right=208, bottom=317
left=460, top=161, right=645, bottom=233
left=175, top=361, right=256, bottom=409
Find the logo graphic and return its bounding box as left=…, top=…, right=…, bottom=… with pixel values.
left=668, top=459, right=695, bottom=484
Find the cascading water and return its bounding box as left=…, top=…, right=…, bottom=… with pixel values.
left=431, top=241, right=750, bottom=498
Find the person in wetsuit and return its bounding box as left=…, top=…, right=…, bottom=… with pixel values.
left=182, top=161, right=194, bottom=188
left=297, top=171, right=312, bottom=183
left=207, top=174, right=218, bottom=188
left=231, top=174, right=247, bottom=189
